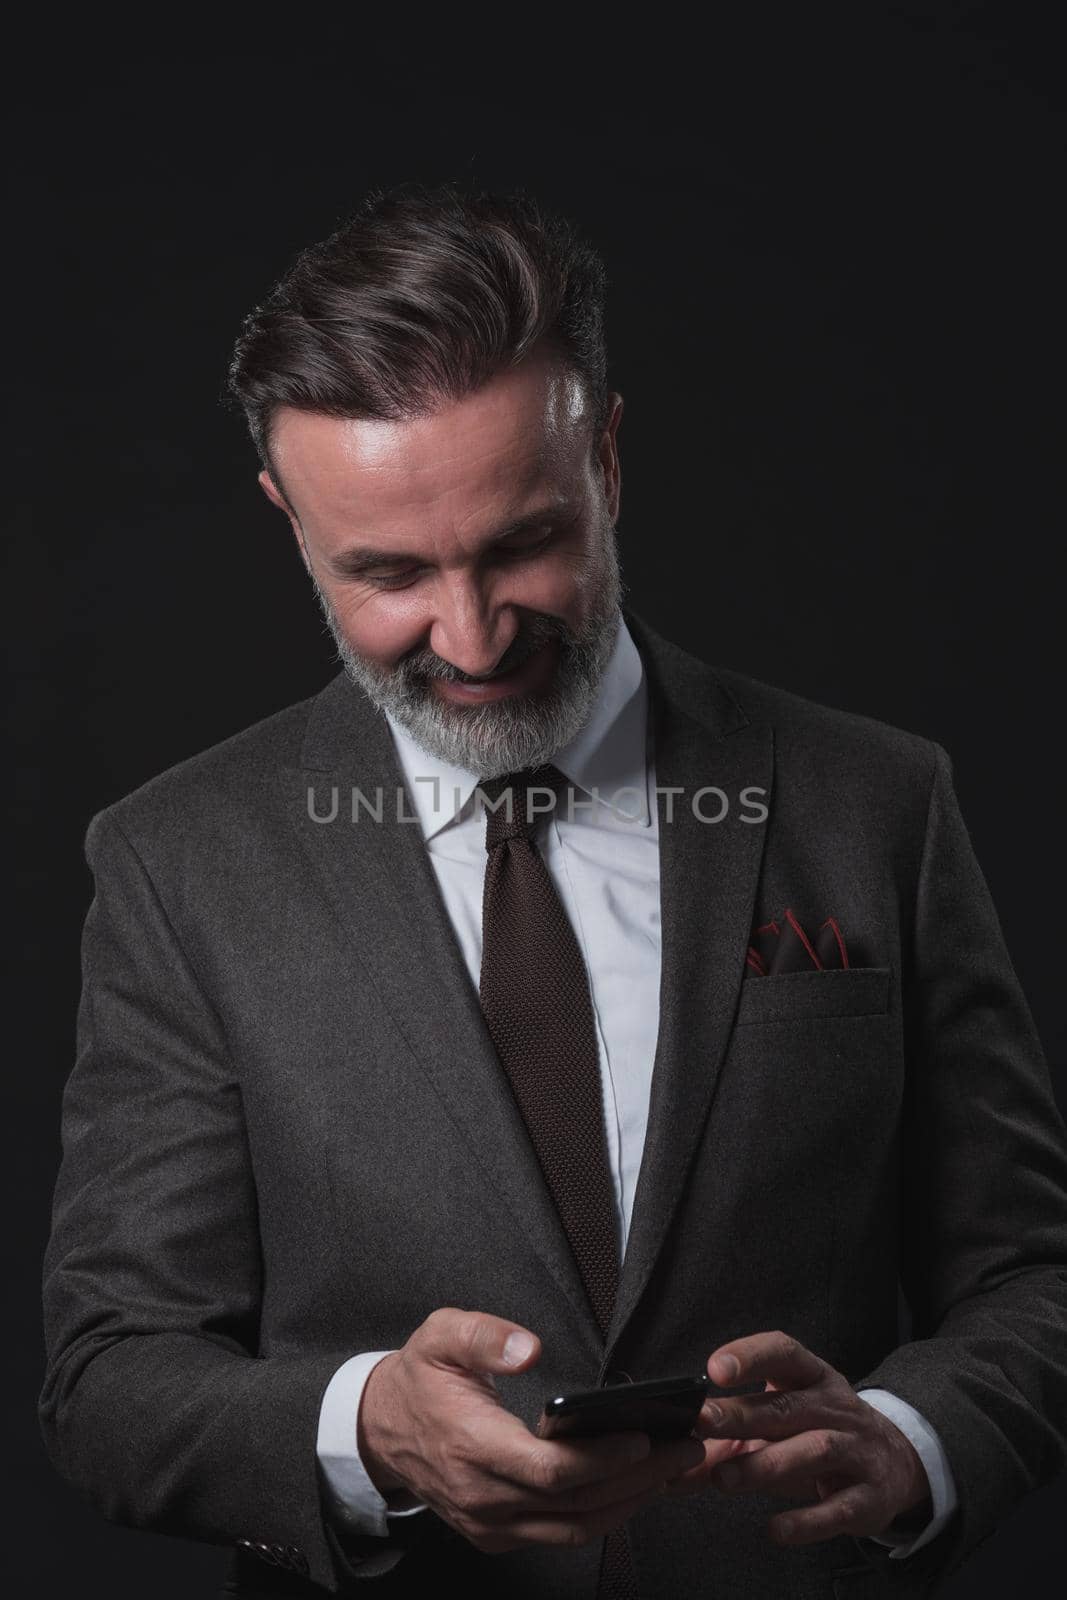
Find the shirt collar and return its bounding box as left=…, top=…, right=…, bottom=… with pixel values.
left=384, top=612, right=650, bottom=842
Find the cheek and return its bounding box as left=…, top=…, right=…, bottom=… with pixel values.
left=330, top=587, right=430, bottom=668
left=498, top=546, right=602, bottom=624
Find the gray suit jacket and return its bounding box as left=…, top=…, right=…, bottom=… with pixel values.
left=39, top=610, right=1067, bottom=1599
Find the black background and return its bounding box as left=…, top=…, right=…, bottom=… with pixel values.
left=12, top=10, right=1066, bottom=1593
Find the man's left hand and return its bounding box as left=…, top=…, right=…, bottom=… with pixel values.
left=664, top=1330, right=933, bottom=1546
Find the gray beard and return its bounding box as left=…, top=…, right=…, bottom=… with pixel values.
left=311, top=528, right=625, bottom=779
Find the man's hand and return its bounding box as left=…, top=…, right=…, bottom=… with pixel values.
left=664, top=1330, right=933, bottom=1547
left=357, top=1307, right=706, bottom=1554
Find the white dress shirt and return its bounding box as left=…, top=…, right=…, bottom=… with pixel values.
left=315, top=615, right=958, bottom=1574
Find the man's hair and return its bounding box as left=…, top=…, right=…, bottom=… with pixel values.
left=224, top=180, right=610, bottom=502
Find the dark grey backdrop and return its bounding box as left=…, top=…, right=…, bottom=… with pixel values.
left=11, top=13, right=1066, bottom=1594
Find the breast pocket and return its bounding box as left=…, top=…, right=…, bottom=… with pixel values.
left=734, top=966, right=891, bottom=1025
left=722, top=966, right=899, bottom=1187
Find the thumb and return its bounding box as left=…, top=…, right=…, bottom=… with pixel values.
left=416, top=1306, right=542, bottom=1374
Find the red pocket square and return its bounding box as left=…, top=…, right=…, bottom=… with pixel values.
left=745, top=908, right=849, bottom=976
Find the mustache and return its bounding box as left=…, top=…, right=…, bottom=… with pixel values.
left=395, top=613, right=571, bottom=686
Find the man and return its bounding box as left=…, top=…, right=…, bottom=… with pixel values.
left=40, top=182, right=1067, bottom=1599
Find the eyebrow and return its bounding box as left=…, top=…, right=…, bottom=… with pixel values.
left=326, top=502, right=579, bottom=580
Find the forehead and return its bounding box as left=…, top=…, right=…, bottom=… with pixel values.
left=270, top=354, right=591, bottom=545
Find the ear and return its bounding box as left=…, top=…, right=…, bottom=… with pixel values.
left=258, top=470, right=310, bottom=572
left=596, top=392, right=624, bottom=524
left=258, top=468, right=291, bottom=514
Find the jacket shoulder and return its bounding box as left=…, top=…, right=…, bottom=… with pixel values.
left=84, top=682, right=327, bottom=850
left=701, top=662, right=947, bottom=862
left=629, top=612, right=942, bottom=786
left=710, top=661, right=942, bottom=777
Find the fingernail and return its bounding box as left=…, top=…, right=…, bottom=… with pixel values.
left=704, top=1402, right=724, bottom=1426
left=714, top=1354, right=740, bottom=1381
left=503, top=1331, right=536, bottom=1365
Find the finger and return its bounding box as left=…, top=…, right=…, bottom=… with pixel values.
left=484, top=1427, right=655, bottom=1497
left=707, top=1329, right=825, bottom=1392
left=662, top=1434, right=762, bottom=1497
left=768, top=1482, right=882, bottom=1546
left=523, top=1436, right=706, bottom=1512
left=695, top=1394, right=776, bottom=1444
left=700, top=1382, right=833, bottom=1442
left=664, top=1435, right=781, bottom=1504
left=415, top=1306, right=542, bottom=1375
left=507, top=1478, right=673, bottom=1548
left=429, top=1429, right=661, bottom=1533
left=710, top=1430, right=857, bottom=1500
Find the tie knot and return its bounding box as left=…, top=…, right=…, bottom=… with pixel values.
left=479, top=765, right=573, bottom=850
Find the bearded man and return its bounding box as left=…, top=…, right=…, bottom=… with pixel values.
left=39, top=182, right=1067, bottom=1599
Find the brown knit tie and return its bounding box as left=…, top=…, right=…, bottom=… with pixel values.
left=478, top=764, right=640, bottom=1599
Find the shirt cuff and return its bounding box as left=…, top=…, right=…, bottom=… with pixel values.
left=316, top=1350, right=431, bottom=1554
left=855, top=1388, right=959, bottom=1559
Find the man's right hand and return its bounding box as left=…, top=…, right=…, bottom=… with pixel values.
left=357, top=1306, right=705, bottom=1554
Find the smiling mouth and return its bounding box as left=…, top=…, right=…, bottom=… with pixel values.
left=451, top=656, right=529, bottom=686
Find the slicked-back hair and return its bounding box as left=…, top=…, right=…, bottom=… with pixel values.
left=225, top=180, right=610, bottom=503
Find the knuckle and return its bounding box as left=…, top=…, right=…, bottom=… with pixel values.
left=876, top=1459, right=902, bottom=1503
left=766, top=1390, right=795, bottom=1420
left=836, top=1493, right=863, bottom=1527
left=448, top=1479, right=477, bottom=1515
left=452, top=1412, right=479, bottom=1451
left=469, top=1526, right=509, bottom=1554
left=547, top=1519, right=590, bottom=1548
left=809, top=1429, right=838, bottom=1464
left=746, top=1445, right=777, bottom=1479
left=421, top=1305, right=463, bottom=1346
left=454, top=1309, right=487, bottom=1347
left=529, top=1447, right=564, bottom=1493
left=426, top=1305, right=458, bottom=1328
left=473, top=1487, right=512, bottom=1523
left=773, top=1331, right=800, bottom=1360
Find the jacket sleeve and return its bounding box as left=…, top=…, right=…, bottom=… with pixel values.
left=38, top=808, right=395, bottom=1593
left=848, top=740, right=1067, bottom=1587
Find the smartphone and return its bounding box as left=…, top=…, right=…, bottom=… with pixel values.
left=536, top=1373, right=710, bottom=1440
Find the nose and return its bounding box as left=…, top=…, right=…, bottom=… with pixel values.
left=428, top=573, right=517, bottom=678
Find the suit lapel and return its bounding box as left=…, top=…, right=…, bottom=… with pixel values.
left=609, top=613, right=774, bottom=1352
left=280, top=675, right=605, bottom=1363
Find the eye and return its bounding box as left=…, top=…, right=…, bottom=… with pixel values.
left=350, top=522, right=560, bottom=589
left=364, top=566, right=425, bottom=590
left=495, top=527, right=554, bottom=559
